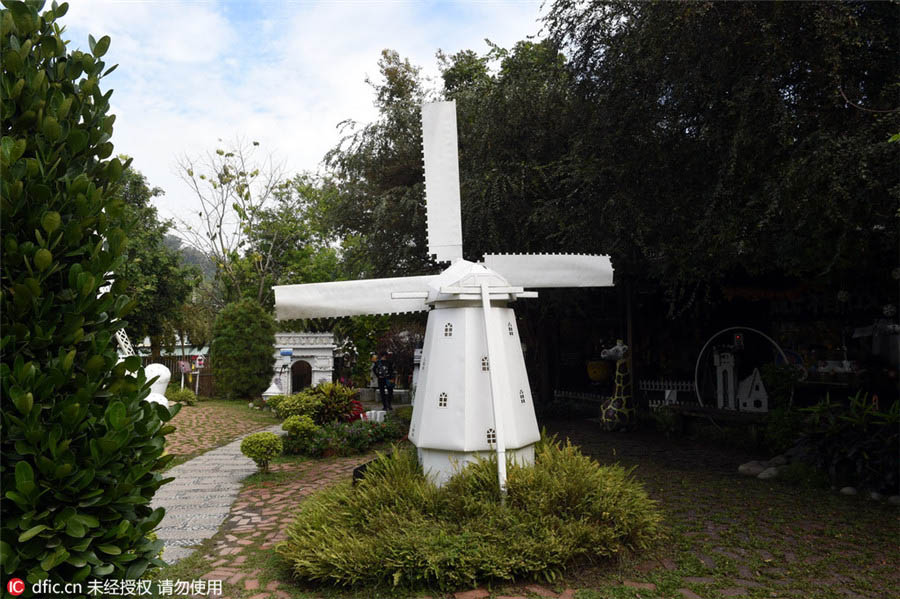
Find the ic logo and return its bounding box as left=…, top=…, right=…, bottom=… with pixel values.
left=7, top=578, right=25, bottom=596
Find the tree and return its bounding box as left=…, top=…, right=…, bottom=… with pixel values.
left=234, top=174, right=343, bottom=310
left=210, top=299, right=276, bottom=399
left=544, top=0, right=899, bottom=308
left=323, top=49, right=433, bottom=277
left=1, top=1, right=175, bottom=588
left=111, top=165, right=199, bottom=358
left=176, top=140, right=284, bottom=306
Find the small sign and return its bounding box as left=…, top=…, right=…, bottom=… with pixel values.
left=195, top=356, right=206, bottom=368
left=177, top=361, right=191, bottom=374
left=280, top=349, right=293, bottom=356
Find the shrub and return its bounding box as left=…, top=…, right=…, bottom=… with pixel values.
left=312, top=382, right=356, bottom=423
left=775, top=462, right=829, bottom=489
left=266, top=394, right=287, bottom=412
left=1, top=1, right=176, bottom=588
left=283, top=414, right=317, bottom=437
left=650, top=406, right=678, bottom=437
left=277, top=438, right=662, bottom=590
left=763, top=405, right=802, bottom=454
left=282, top=415, right=319, bottom=455
left=275, top=383, right=359, bottom=424
left=165, top=387, right=197, bottom=406
left=240, top=432, right=282, bottom=472
left=275, top=392, right=322, bottom=421
left=800, top=392, right=899, bottom=493
left=302, top=419, right=406, bottom=458
left=210, top=299, right=275, bottom=399
left=390, top=405, right=413, bottom=427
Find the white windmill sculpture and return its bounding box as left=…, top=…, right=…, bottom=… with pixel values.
left=274, top=101, right=613, bottom=491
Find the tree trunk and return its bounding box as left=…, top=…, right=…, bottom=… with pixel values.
left=150, top=336, right=162, bottom=361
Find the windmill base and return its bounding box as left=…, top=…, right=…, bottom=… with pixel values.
left=417, top=445, right=535, bottom=487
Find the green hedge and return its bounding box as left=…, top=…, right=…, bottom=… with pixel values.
left=1, top=1, right=176, bottom=589
left=277, top=437, right=662, bottom=590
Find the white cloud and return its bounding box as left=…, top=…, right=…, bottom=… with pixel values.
left=60, top=0, right=544, bottom=229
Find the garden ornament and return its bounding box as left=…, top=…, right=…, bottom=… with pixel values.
left=274, top=101, right=614, bottom=493
left=108, top=294, right=169, bottom=407
left=599, top=340, right=633, bottom=431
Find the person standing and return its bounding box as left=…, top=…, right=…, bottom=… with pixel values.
left=372, top=352, right=395, bottom=411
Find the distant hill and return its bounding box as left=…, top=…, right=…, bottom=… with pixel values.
left=163, top=234, right=215, bottom=280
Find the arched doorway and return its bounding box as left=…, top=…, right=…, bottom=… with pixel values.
left=291, top=360, right=312, bottom=393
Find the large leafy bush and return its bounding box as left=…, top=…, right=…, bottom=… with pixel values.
left=273, top=382, right=357, bottom=424
left=278, top=438, right=661, bottom=590
left=1, top=0, right=177, bottom=588
left=800, top=392, right=899, bottom=494
left=209, top=299, right=275, bottom=399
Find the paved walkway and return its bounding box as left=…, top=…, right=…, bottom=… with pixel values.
left=151, top=424, right=284, bottom=563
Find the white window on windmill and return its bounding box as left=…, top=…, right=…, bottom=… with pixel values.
left=438, top=392, right=448, bottom=408
left=508, top=322, right=514, bottom=336
left=481, top=356, right=489, bottom=371
left=519, top=389, right=526, bottom=404
left=444, top=323, right=453, bottom=337
left=486, top=428, right=497, bottom=444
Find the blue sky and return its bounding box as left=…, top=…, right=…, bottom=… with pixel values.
left=61, top=0, right=545, bottom=229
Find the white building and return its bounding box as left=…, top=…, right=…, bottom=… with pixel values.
left=268, top=332, right=335, bottom=396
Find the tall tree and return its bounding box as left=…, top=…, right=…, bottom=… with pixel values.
left=323, top=49, right=433, bottom=277
left=176, top=140, right=284, bottom=306
left=112, top=166, right=199, bottom=358
left=544, top=0, right=899, bottom=309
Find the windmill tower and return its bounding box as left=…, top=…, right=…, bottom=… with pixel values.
left=274, top=101, right=613, bottom=490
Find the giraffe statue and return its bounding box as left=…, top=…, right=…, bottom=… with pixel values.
left=599, top=340, right=633, bottom=431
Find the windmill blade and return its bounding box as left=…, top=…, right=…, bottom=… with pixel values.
left=483, top=253, right=614, bottom=288
left=422, top=101, right=463, bottom=263
left=274, top=276, right=435, bottom=320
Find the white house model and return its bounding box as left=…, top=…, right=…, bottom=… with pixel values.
left=274, top=102, right=614, bottom=490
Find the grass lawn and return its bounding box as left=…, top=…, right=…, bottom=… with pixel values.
left=146, top=419, right=898, bottom=599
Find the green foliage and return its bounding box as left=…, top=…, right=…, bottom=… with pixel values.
left=283, top=414, right=317, bottom=437
left=544, top=1, right=899, bottom=306
left=165, top=387, right=197, bottom=406
left=763, top=406, right=803, bottom=454
left=277, top=438, right=661, bottom=589
left=273, top=392, right=321, bottom=421
left=302, top=419, right=406, bottom=458
left=240, top=432, right=282, bottom=472
left=760, top=364, right=801, bottom=407
left=265, top=394, right=286, bottom=412
left=110, top=166, right=198, bottom=358
left=311, top=381, right=356, bottom=423
left=281, top=414, right=319, bottom=455
left=775, top=462, right=829, bottom=489
left=390, top=405, right=413, bottom=427
left=210, top=298, right=275, bottom=399
left=0, top=1, right=177, bottom=587
left=651, top=407, right=679, bottom=438
left=274, top=382, right=357, bottom=424
left=800, top=393, right=899, bottom=493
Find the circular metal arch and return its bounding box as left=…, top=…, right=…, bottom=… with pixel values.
left=693, top=326, right=791, bottom=407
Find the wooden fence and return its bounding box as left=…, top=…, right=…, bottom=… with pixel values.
left=141, top=356, right=216, bottom=397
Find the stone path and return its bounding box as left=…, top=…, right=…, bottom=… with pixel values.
left=151, top=424, right=284, bottom=563
left=193, top=454, right=374, bottom=598
left=165, top=402, right=278, bottom=459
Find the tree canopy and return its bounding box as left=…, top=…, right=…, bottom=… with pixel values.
left=544, top=0, right=898, bottom=306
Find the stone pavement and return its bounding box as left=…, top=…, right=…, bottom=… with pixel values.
left=194, top=454, right=373, bottom=599
left=151, top=424, right=284, bottom=563
left=164, top=402, right=278, bottom=459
